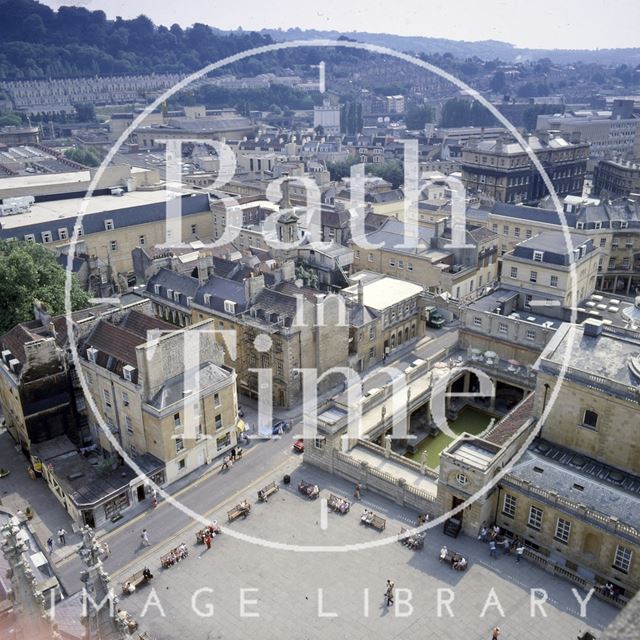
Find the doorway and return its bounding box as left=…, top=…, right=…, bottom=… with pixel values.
left=82, top=510, right=95, bottom=528
left=137, top=485, right=146, bottom=503
left=451, top=496, right=465, bottom=524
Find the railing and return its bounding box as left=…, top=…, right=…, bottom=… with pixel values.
left=333, top=450, right=438, bottom=506
left=503, top=475, right=640, bottom=544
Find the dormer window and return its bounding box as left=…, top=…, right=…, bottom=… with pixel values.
left=224, top=300, right=236, bottom=314
left=204, top=293, right=211, bottom=305
left=167, top=289, right=173, bottom=299
left=154, top=284, right=160, bottom=295
left=104, top=219, right=114, bottom=231
left=594, top=221, right=602, bottom=230
left=173, top=291, right=180, bottom=303
left=41, top=231, right=52, bottom=243
left=533, top=250, right=543, bottom=262
left=58, top=228, right=68, bottom=240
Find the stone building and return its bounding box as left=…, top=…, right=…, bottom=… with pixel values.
left=78, top=309, right=238, bottom=483
left=593, top=158, right=640, bottom=199
left=0, top=191, right=213, bottom=289
left=500, top=231, right=600, bottom=311
left=461, top=133, right=588, bottom=204
left=484, top=197, right=640, bottom=296
left=349, top=216, right=499, bottom=301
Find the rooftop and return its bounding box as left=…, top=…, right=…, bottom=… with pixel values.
left=538, top=322, right=640, bottom=391
left=343, top=274, right=423, bottom=311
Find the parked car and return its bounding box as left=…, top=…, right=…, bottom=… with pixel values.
left=293, top=439, right=304, bottom=453
left=271, top=420, right=290, bottom=435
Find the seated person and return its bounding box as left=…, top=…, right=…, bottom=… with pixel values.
left=310, top=485, right=319, bottom=497
left=142, top=567, right=153, bottom=580
left=123, top=581, right=135, bottom=594
left=236, top=447, right=243, bottom=458
left=453, top=556, right=467, bottom=570
left=240, top=499, right=250, bottom=510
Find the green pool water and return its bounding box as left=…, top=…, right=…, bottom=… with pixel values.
left=406, top=407, right=492, bottom=469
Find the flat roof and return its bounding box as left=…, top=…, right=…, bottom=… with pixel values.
left=0, top=170, right=91, bottom=190
left=448, top=440, right=497, bottom=470
left=0, top=189, right=178, bottom=229
left=343, top=275, right=423, bottom=310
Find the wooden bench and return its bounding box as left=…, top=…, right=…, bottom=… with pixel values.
left=361, top=511, right=386, bottom=530
left=440, top=549, right=467, bottom=570
left=257, top=481, right=280, bottom=502
left=228, top=502, right=251, bottom=522
left=298, top=480, right=319, bottom=499
left=121, top=569, right=152, bottom=594
left=327, top=494, right=351, bottom=513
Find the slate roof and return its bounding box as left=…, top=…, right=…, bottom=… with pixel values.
left=194, top=275, right=248, bottom=315
left=147, top=362, right=231, bottom=410
left=507, top=439, right=640, bottom=532
left=0, top=193, right=210, bottom=244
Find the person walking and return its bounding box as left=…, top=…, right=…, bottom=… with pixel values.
left=489, top=539, right=497, bottom=558
left=141, top=529, right=150, bottom=547
left=502, top=537, right=512, bottom=555
left=57, top=528, right=66, bottom=545
left=205, top=534, right=212, bottom=550
left=47, top=537, right=54, bottom=554
left=353, top=483, right=362, bottom=500
left=492, top=626, right=500, bottom=640
left=515, top=542, right=525, bottom=563
left=385, top=580, right=395, bottom=606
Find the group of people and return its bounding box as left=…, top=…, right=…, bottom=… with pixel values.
left=480, top=525, right=526, bottom=562
left=163, top=543, right=189, bottom=567
left=221, top=447, right=243, bottom=470
left=201, top=521, right=221, bottom=549
left=439, top=545, right=468, bottom=570
left=361, top=510, right=375, bottom=525
left=332, top=497, right=350, bottom=513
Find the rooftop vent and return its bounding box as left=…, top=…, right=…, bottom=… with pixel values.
left=583, top=318, right=603, bottom=337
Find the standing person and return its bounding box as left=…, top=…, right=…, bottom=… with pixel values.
left=515, top=542, right=525, bottom=563
left=230, top=447, right=236, bottom=462
left=353, top=483, right=362, bottom=500
left=57, top=528, right=66, bottom=545
left=385, top=580, right=395, bottom=606
left=141, top=529, right=150, bottom=547
left=502, top=537, right=511, bottom=555
left=489, top=539, right=497, bottom=558
left=47, top=537, right=54, bottom=554
left=492, top=627, right=500, bottom=640
left=205, top=534, right=212, bottom=550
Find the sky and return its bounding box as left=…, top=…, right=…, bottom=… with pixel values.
left=42, top=0, right=640, bottom=51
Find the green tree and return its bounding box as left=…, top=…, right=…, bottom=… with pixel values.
left=0, top=112, right=23, bottom=126
left=64, top=147, right=100, bottom=166
left=326, top=156, right=359, bottom=181
left=0, top=241, right=90, bottom=334
left=74, top=103, right=96, bottom=122
left=405, top=105, right=433, bottom=130
left=489, top=71, right=506, bottom=93
left=366, top=160, right=404, bottom=189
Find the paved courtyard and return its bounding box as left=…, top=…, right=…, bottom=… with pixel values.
left=113, top=461, right=618, bottom=640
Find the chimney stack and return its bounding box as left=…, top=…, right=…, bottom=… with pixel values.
left=357, top=279, right=364, bottom=306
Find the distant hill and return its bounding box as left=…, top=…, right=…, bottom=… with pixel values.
left=253, top=27, right=640, bottom=66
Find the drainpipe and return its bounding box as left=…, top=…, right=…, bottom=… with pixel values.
left=540, top=382, right=550, bottom=440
